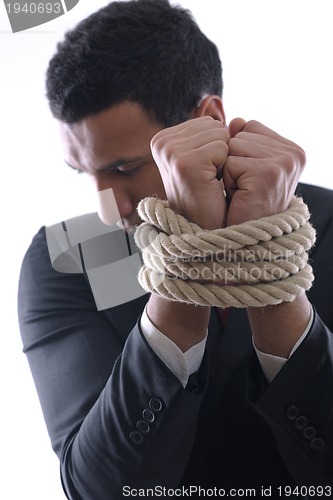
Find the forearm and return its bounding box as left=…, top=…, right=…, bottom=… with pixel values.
left=248, top=294, right=312, bottom=358
left=147, top=294, right=210, bottom=352
left=61, top=325, right=206, bottom=499
left=248, top=309, right=333, bottom=486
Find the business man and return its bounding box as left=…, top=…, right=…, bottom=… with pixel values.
left=18, top=1, right=333, bottom=498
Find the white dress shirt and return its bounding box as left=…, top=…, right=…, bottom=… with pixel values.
left=140, top=305, right=314, bottom=387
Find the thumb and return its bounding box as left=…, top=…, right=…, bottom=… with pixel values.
left=228, top=117, right=247, bottom=138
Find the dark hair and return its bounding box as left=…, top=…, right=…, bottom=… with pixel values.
left=46, top=0, right=223, bottom=126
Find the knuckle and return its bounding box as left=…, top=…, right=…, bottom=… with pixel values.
left=151, top=133, right=166, bottom=150
left=281, top=153, right=295, bottom=171
left=269, top=162, right=284, bottom=179
left=150, top=130, right=162, bottom=148
left=296, top=146, right=307, bottom=166
left=280, top=148, right=305, bottom=171
left=151, top=135, right=173, bottom=162
left=172, top=153, right=192, bottom=174
left=228, top=137, right=237, bottom=149
left=243, top=119, right=259, bottom=131
left=221, top=140, right=229, bottom=155
left=200, top=115, right=214, bottom=123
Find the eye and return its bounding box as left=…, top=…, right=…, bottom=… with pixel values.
left=73, top=167, right=93, bottom=176
left=116, top=165, right=140, bottom=176
left=68, top=164, right=86, bottom=175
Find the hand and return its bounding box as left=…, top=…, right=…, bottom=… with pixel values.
left=150, top=116, right=230, bottom=230
left=224, top=119, right=306, bottom=226
left=224, top=119, right=311, bottom=356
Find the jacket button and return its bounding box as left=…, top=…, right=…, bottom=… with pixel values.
left=130, top=431, right=144, bottom=446
left=137, top=419, right=150, bottom=435
left=310, top=438, right=325, bottom=452
left=142, top=408, right=155, bottom=423
left=286, top=405, right=299, bottom=420
left=149, top=398, right=163, bottom=413
left=302, top=426, right=317, bottom=441
left=294, top=415, right=308, bottom=430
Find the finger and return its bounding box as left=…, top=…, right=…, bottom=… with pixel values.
left=228, top=136, right=280, bottom=158
left=222, top=156, right=261, bottom=199
left=191, top=128, right=230, bottom=150
left=228, top=117, right=247, bottom=138
left=175, top=118, right=229, bottom=146
left=152, top=119, right=229, bottom=151
left=195, top=140, right=229, bottom=177
left=237, top=120, right=300, bottom=148
left=153, top=116, right=226, bottom=141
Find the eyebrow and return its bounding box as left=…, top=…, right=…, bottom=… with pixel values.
left=65, top=157, right=147, bottom=173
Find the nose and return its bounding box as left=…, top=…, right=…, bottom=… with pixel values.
left=97, top=187, right=120, bottom=225
left=94, top=176, right=133, bottom=225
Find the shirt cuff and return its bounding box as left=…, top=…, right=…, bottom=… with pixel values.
left=253, top=306, right=314, bottom=384
left=140, top=305, right=207, bottom=388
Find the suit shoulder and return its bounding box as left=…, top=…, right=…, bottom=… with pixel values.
left=19, top=227, right=53, bottom=286
left=18, top=227, right=94, bottom=326
left=297, top=183, right=333, bottom=216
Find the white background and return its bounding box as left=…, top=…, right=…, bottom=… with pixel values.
left=1, top=1, right=332, bottom=498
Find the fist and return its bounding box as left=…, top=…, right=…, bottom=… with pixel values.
left=224, top=119, right=306, bottom=226
left=151, top=117, right=230, bottom=230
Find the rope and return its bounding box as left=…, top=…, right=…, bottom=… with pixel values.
left=134, top=196, right=316, bottom=308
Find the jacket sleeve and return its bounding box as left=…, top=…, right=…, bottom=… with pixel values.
left=18, top=228, right=208, bottom=499
left=247, top=309, right=333, bottom=487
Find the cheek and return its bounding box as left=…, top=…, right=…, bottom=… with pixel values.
left=142, top=165, right=166, bottom=198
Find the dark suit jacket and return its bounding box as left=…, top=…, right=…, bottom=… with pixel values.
left=18, top=183, right=333, bottom=499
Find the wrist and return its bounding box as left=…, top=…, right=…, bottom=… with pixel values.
left=147, top=294, right=210, bottom=352
left=248, top=295, right=312, bottom=358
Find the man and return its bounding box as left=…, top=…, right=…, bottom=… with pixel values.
left=18, top=0, right=333, bottom=498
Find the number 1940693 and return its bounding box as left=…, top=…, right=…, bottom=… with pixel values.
left=5, top=2, right=62, bottom=14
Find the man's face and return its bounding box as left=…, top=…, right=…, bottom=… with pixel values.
left=60, top=101, right=167, bottom=229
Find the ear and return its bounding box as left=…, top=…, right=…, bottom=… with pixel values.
left=191, top=95, right=226, bottom=125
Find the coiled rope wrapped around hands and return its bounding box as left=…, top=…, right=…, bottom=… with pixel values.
left=134, top=196, right=316, bottom=308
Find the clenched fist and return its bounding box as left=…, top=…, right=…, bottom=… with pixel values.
left=151, top=116, right=230, bottom=230
left=150, top=116, right=306, bottom=230
left=225, top=119, right=306, bottom=226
